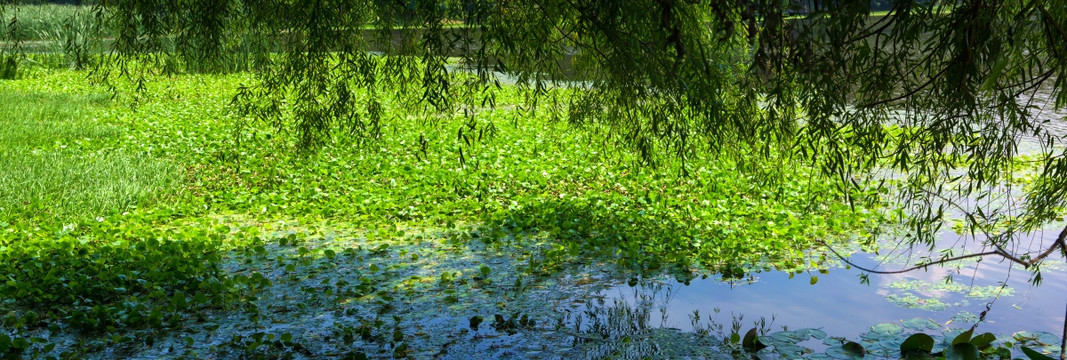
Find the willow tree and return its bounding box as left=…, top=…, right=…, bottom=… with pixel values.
left=5, top=0, right=1065, bottom=282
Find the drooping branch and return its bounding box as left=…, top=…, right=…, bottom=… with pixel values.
left=819, top=221, right=1067, bottom=276
left=820, top=241, right=1002, bottom=275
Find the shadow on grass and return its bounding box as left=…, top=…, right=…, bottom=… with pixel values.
left=473, top=197, right=749, bottom=281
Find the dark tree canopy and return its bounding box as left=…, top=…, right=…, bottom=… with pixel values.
left=3, top=0, right=1066, bottom=271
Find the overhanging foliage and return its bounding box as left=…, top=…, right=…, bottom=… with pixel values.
left=2, top=0, right=1065, bottom=271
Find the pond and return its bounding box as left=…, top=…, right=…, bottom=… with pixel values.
left=578, top=228, right=1066, bottom=358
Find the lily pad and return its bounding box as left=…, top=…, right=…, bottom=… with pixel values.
left=969, top=332, right=996, bottom=349
left=869, top=323, right=903, bottom=336
left=742, top=328, right=766, bottom=352
left=863, top=337, right=904, bottom=356
left=769, top=330, right=809, bottom=344
left=806, top=354, right=835, bottom=360
left=950, top=312, right=979, bottom=324
left=951, top=329, right=974, bottom=345
left=901, top=318, right=939, bottom=331
left=772, top=343, right=808, bottom=358
left=1021, top=346, right=1057, bottom=360
left=825, top=341, right=866, bottom=359
left=900, top=333, right=935, bottom=356
left=796, top=328, right=828, bottom=341
left=1013, top=331, right=1061, bottom=346
left=944, top=343, right=980, bottom=360
left=886, top=294, right=950, bottom=311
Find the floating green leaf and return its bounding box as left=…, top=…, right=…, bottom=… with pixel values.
left=1021, top=346, right=1057, bottom=360
left=944, top=343, right=980, bottom=360
left=469, top=316, right=484, bottom=331
left=842, top=341, right=865, bottom=357
left=969, top=332, right=995, bottom=349
left=900, top=333, right=935, bottom=358
left=951, top=329, right=974, bottom=345
left=870, top=323, right=903, bottom=336
left=742, top=328, right=766, bottom=352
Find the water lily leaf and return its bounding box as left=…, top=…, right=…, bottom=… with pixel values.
left=951, top=329, right=973, bottom=345
left=842, top=341, right=865, bottom=357
left=743, top=327, right=766, bottom=352
left=900, top=333, right=935, bottom=357
left=944, top=343, right=980, bottom=360
left=869, top=337, right=905, bottom=353
left=969, top=332, right=995, bottom=349
left=794, top=328, right=828, bottom=341
left=1021, top=346, right=1056, bottom=360
left=869, top=323, right=903, bottom=336
left=941, top=329, right=968, bottom=347
left=950, top=312, right=979, bottom=324
left=769, top=330, right=807, bottom=344
left=1014, top=331, right=1061, bottom=346
left=773, top=344, right=806, bottom=357
left=469, top=315, right=483, bottom=331
left=763, top=334, right=789, bottom=347
left=901, top=318, right=939, bottom=331
left=826, top=341, right=866, bottom=359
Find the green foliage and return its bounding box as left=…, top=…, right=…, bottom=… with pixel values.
left=741, top=321, right=1058, bottom=360
left=0, top=68, right=884, bottom=358
left=80, top=0, right=1067, bottom=280
left=1, top=53, right=1062, bottom=357
left=1022, top=346, right=1058, bottom=360
left=901, top=333, right=936, bottom=358
left=0, top=56, right=14, bottom=79
left=0, top=219, right=228, bottom=332
left=0, top=4, right=106, bottom=71
left=10, top=67, right=871, bottom=276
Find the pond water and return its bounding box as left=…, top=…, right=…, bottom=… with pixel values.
left=588, top=228, right=1066, bottom=356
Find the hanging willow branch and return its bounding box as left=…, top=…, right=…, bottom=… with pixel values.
left=66, top=0, right=1067, bottom=274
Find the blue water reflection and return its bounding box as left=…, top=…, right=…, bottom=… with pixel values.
left=600, top=233, right=1066, bottom=339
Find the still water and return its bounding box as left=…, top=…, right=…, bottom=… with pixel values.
left=592, top=229, right=1065, bottom=354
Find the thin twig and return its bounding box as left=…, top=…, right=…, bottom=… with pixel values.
left=818, top=220, right=1067, bottom=274
left=915, top=187, right=1067, bottom=268
left=859, top=59, right=959, bottom=108
left=818, top=239, right=1000, bottom=274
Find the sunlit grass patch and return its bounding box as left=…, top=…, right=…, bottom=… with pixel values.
left=0, top=91, right=180, bottom=222
left=0, top=148, right=180, bottom=221
left=0, top=92, right=112, bottom=147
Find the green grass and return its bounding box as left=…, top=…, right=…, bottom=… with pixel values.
left=0, top=90, right=181, bottom=223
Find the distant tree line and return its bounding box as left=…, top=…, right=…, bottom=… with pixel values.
left=11, top=0, right=82, bottom=4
